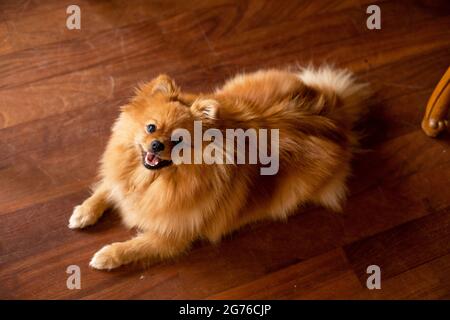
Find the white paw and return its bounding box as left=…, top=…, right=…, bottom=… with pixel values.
left=68, top=205, right=98, bottom=229
left=89, top=244, right=122, bottom=270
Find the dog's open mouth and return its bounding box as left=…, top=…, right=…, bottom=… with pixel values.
left=142, top=151, right=172, bottom=170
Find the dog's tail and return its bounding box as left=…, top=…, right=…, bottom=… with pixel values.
left=298, top=65, right=370, bottom=131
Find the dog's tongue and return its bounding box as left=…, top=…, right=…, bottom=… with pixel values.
left=145, top=152, right=160, bottom=166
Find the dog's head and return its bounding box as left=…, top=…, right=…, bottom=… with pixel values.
left=120, top=75, right=218, bottom=170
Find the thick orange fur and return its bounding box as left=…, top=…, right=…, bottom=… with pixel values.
left=69, top=67, right=369, bottom=270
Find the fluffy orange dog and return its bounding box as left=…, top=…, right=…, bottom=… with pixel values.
left=69, top=66, right=368, bottom=270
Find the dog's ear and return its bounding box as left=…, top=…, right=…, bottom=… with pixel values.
left=191, top=98, right=219, bottom=120
left=151, top=74, right=177, bottom=95
left=132, top=74, right=177, bottom=99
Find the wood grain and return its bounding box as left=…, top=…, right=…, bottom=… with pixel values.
left=1, top=0, right=450, bottom=299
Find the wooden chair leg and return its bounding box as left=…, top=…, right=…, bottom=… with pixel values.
left=421, top=67, right=450, bottom=137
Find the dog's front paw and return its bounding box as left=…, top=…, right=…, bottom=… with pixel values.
left=89, top=244, right=124, bottom=270
left=68, top=205, right=99, bottom=229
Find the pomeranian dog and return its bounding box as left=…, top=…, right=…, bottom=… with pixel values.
left=69, top=66, right=368, bottom=270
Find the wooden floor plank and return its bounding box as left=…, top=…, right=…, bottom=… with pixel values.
left=344, top=207, right=450, bottom=283
left=353, top=253, right=450, bottom=299
left=208, top=249, right=363, bottom=299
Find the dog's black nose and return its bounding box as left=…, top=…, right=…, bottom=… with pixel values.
left=151, top=140, right=165, bottom=152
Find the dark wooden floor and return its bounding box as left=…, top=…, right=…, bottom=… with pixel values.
left=1, top=0, right=450, bottom=299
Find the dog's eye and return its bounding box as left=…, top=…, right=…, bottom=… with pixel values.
left=146, top=124, right=156, bottom=133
